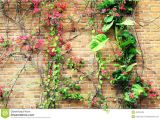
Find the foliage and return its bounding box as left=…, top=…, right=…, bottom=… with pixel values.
left=90, top=34, right=109, bottom=52
left=89, top=0, right=159, bottom=108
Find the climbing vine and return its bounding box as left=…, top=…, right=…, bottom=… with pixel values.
left=89, top=0, right=159, bottom=108
left=0, top=0, right=159, bottom=109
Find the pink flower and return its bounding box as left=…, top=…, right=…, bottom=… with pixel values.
left=101, top=9, right=107, bottom=13
left=33, top=7, right=40, bottom=14
left=115, top=13, right=120, bottom=17
left=31, top=0, right=40, bottom=5
left=112, top=8, right=117, bottom=12
left=18, top=35, right=29, bottom=40
left=53, top=10, right=62, bottom=18
left=35, top=39, right=44, bottom=49
left=101, top=69, right=107, bottom=75
left=149, top=93, right=156, bottom=98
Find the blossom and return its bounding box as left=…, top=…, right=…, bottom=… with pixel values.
left=65, top=42, right=71, bottom=51
left=147, top=81, right=153, bottom=86
left=48, top=47, right=56, bottom=57
left=120, top=4, right=126, bottom=11
left=101, top=69, right=107, bottom=75
left=101, top=9, right=107, bottom=13
left=33, top=7, right=40, bottom=14
left=115, top=13, right=120, bottom=17
left=18, top=35, right=29, bottom=40
left=31, top=0, right=40, bottom=5
left=53, top=10, right=62, bottom=18
left=129, top=93, right=134, bottom=99
left=148, top=88, right=157, bottom=98
left=56, top=3, right=67, bottom=11
left=112, top=8, right=117, bottom=12
left=148, top=93, right=156, bottom=98
left=35, top=39, right=44, bottom=49
left=31, top=0, right=40, bottom=14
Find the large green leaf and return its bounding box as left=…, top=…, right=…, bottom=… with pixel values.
left=90, top=34, right=109, bottom=52
left=120, top=39, right=135, bottom=48
left=126, top=63, right=137, bottom=72
left=131, top=84, right=145, bottom=95
left=102, top=21, right=114, bottom=32
left=104, top=16, right=114, bottom=23
left=120, top=18, right=135, bottom=26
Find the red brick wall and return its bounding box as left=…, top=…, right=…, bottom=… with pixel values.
left=0, top=0, right=160, bottom=108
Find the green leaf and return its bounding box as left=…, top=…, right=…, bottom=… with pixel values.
left=90, top=34, right=109, bottom=52
left=120, top=39, right=135, bottom=48
left=124, top=92, right=130, bottom=102
left=113, top=64, right=121, bottom=67
left=120, top=18, right=135, bottom=26
left=102, top=21, right=114, bottom=32
left=104, top=16, right=114, bottom=23
left=131, top=84, right=145, bottom=95
left=126, top=63, right=137, bottom=72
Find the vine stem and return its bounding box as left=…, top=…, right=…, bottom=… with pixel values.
left=5, top=56, right=29, bottom=108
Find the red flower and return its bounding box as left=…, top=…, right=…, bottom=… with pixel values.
left=56, top=3, right=67, bottom=11
left=65, top=42, right=71, bottom=51
left=48, top=47, right=56, bottom=57
left=129, top=93, right=134, bottom=99
left=120, top=4, right=126, bottom=11
left=148, top=88, right=157, bottom=98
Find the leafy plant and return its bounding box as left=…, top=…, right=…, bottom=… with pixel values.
left=90, top=34, right=109, bottom=52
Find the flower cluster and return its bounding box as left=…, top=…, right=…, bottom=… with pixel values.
left=31, top=0, right=41, bottom=14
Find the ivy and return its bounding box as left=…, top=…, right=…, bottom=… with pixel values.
left=90, top=0, right=159, bottom=108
